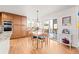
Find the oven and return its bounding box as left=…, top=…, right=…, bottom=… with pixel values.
left=3, top=21, right=12, bottom=31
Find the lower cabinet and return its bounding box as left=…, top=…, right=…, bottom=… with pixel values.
left=11, top=25, right=27, bottom=39
left=21, top=25, right=27, bottom=37
left=12, top=25, right=21, bottom=38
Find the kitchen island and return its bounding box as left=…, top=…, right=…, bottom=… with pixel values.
left=0, top=31, right=12, bottom=54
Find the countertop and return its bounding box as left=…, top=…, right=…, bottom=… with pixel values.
left=0, top=31, right=12, bottom=54
left=0, top=31, right=12, bottom=41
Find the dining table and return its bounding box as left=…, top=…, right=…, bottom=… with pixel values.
left=31, top=30, right=48, bottom=49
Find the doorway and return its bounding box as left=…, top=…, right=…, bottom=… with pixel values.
left=49, top=19, right=58, bottom=41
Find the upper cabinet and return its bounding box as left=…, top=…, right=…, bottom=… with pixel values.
left=22, top=16, right=27, bottom=26
left=2, top=13, right=13, bottom=22
left=13, top=15, right=22, bottom=25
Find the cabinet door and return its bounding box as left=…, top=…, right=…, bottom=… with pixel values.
left=7, top=14, right=13, bottom=20
left=13, top=15, right=22, bottom=25
left=21, top=25, right=27, bottom=37
left=11, top=25, right=26, bottom=39
left=2, top=13, right=8, bottom=19
left=2, top=15, right=10, bottom=21
left=22, top=16, right=27, bottom=26
left=12, top=25, right=21, bottom=38
left=2, top=13, right=13, bottom=22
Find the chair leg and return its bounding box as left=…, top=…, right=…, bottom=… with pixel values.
left=45, top=39, right=48, bottom=47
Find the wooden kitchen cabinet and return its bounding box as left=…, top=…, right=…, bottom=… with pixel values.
left=12, top=25, right=22, bottom=38
left=0, top=12, right=27, bottom=39
left=22, top=16, right=27, bottom=26
left=2, top=13, right=13, bottom=22
left=2, top=12, right=13, bottom=19
left=0, top=13, right=2, bottom=25
left=2, top=13, right=8, bottom=19
left=21, top=25, right=27, bottom=37
left=13, top=15, right=22, bottom=25
left=12, top=25, right=27, bottom=38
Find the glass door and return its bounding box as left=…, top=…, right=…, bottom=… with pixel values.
left=49, top=19, right=58, bottom=41
left=53, top=19, right=58, bottom=40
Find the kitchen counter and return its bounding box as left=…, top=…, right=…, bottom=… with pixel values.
left=0, top=31, right=12, bottom=54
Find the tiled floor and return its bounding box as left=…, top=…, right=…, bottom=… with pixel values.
left=9, top=37, right=79, bottom=54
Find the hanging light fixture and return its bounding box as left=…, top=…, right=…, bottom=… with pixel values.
left=36, top=10, right=40, bottom=27
left=36, top=10, right=39, bottom=49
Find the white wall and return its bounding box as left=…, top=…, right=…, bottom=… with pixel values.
left=76, top=6, right=79, bottom=47
left=42, top=6, right=79, bottom=47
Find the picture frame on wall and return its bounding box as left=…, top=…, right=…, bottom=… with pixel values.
left=62, top=16, right=71, bottom=26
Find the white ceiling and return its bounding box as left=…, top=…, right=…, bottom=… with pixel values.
left=0, top=5, right=74, bottom=20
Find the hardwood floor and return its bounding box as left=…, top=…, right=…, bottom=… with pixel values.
left=9, top=37, right=79, bottom=54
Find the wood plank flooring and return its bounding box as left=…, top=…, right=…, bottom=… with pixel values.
left=9, top=37, right=79, bottom=54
